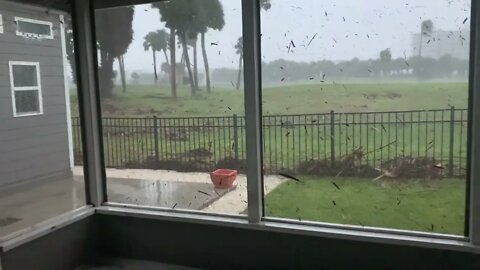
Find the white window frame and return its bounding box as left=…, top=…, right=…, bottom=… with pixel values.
left=9, top=61, right=44, bottom=117
left=0, top=14, right=4, bottom=34
left=14, top=16, right=53, bottom=39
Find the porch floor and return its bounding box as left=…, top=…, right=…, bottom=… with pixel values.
left=0, top=167, right=285, bottom=238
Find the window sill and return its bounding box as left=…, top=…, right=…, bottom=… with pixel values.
left=1, top=204, right=476, bottom=256
left=96, top=205, right=480, bottom=254
left=0, top=206, right=94, bottom=252
left=13, top=112, right=43, bottom=118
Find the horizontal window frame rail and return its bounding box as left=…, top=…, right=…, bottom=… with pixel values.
left=263, top=216, right=466, bottom=242
left=102, top=202, right=464, bottom=242
left=103, top=202, right=247, bottom=221
left=0, top=204, right=476, bottom=256
left=97, top=205, right=480, bottom=254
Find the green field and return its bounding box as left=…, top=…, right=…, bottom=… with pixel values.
left=265, top=177, right=466, bottom=235
left=72, top=81, right=468, bottom=118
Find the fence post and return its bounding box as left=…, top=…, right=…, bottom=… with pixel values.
left=153, top=116, right=159, bottom=162
left=233, top=114, right=239, bottom=161
left=330, top=110, right=336, bottom=168
left=448, top=106, right=455, bottom=177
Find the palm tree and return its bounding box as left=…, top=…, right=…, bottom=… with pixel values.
left=179, top=32, right=196, bottom=94
left=143, top=30, right=170, bottom=85
left=234, top=37, right=243, bottom=90
left=169, top=28, right=177, bottom=98
left=186, top=32, right=199, bottom=89
left=418, top=20, right=433, bottom=57
left=154, top=0, right=203, bottom=96
left=198, top=0, right=225, bottom=93
left=117, top=55, right=127, bottom=92
left=153, top=0, right=271, bottom=96
left=95, top=6, right=135, bottom=98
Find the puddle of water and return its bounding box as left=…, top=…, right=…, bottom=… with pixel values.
left=108, top=178, right=235, bottom=210
left=0, top=216, right=22, bottom=227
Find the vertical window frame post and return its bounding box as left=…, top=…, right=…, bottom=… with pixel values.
left=468, top=0, right=480, bottom=246
left=242, top=0, right=264, bottom=223
left=71, top=0, right=107, bottom=206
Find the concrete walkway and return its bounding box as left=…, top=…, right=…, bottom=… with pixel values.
left=74, top=167, right=286, bottom=214
left=0, top=168, right=286, bottom=238
left=0, top=176, right=85, bottom=238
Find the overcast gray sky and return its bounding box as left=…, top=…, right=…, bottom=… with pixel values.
left=120, top=0, right=471, bottom=73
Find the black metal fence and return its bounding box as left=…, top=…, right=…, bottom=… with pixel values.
left=72, top=107, right=468, bottom=176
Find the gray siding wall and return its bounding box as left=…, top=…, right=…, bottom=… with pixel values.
left=0, top=1, right=71, bottom=187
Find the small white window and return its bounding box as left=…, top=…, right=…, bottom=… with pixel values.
left=0, top=15, right=4, bottom=34
left=15, top=17, right=53, bottom=39
left=9, top=61, right=43, bottom=117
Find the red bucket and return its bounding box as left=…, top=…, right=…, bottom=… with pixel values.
left=210, top=169, right=238, bottom=189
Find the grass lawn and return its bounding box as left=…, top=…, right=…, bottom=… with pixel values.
left=265, top=177, right=466, bottom=235
left=72, top=81, right=468, bottom=118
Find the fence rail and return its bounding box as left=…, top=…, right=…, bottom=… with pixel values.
left=72, top=107, right=468, bottom=177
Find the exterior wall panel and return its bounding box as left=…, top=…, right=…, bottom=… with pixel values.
left=0, top=1, right=71, bottom=188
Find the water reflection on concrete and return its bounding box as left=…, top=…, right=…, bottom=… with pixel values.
left=0, top=173, right=234, bottom=238
left=0, top=176, right=86, bottom=238
left=107, top=177, right=233, bottom=210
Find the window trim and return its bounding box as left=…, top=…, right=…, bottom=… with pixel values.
left=0, top=14, right=4, bottom=34
left=9, top=61, right=44, bottom=117
left=14, top=16, right=53, bottom=40
left=467, top=0, right=480, bottom=245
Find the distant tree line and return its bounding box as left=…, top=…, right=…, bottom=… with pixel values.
left=213, top=52, right=468, bottom=85
left=264, top=54, right=468, bottom=82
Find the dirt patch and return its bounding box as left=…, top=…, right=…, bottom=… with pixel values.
left=296, top=149, right=450, bottom=180
left=378, top=156, right=445, bottom=180
left=386, top=92, right=402, bottom=99
left=169, top=148, right=212, bottom=160
left=0, top=216, right=21, bottom=227
left=124, top=148, right=214, bottom=172
left=131, top=108, right=164, bottom=116
left=144, top=93, right=171, bottom=100
left=124, top=157, right=211, bottom=172
left=102, top=103, right=120, bottom=113
left=364, top=93, right=378, bottom=100
left=297, top=159, right=332, bottom=175
left=215, top=157, right=247, bottom=173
